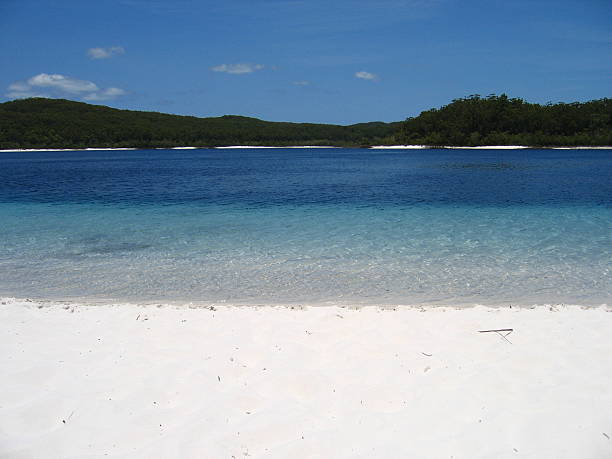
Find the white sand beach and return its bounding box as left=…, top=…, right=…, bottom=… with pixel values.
left=1, top=298, right=611, bottom=458
left=2, top=146, right=610, bottom=153
left=214, top=146, right=338, bottom=149
left=370, top=145, right=612, bottom=150
left=369, top=145, right=530, bottom=150
left=0, top=148, right=139, bottom=153
left=370, top=145, right=429, bottom=149
left=445, top=145, right=529, bottom=150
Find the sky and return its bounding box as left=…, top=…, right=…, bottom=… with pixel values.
left=1, top=0, right=610, bottom=125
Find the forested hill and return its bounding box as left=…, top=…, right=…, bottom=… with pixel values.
left=398, top=95, right=612, bottom=146
left=1, top=95, right=610, bottom=149
left=0, top=98, right=400, bottom=149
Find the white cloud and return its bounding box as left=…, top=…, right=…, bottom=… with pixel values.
left=5, top=82, right=43, bottom=98
left=211, top=63, right=264, bottom=74
left=87, top=46, right=126, bottom=59
left=8, top=81, right=30, bottom=92
left=5, top=73, right=127, bottom=102
left=355, top=70, right=378, bottom=80
left=28, top=73, right=99, bottom=94
left=5, top=89, right=47, bottom=99
left=83, top=87, right=127, bottom=101
left=292, top=80, right=310, bottom=86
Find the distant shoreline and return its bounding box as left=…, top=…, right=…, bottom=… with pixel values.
left=1, top=145, right=611, bottom=153
left=369, top=145, right=612, bottom=150
left=4, top=97, right=610, bottom=152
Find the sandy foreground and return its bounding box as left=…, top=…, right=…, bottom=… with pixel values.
left=1, top=298, right=611, bottom=459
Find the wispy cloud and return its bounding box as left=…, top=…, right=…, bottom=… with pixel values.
left=120, top=0, right=194, bottom=14
left=220, top=1, right=441, bottom=36
left=292, top=80, right=310, bottom=86
left=211, top=63, right=264, bottom=74
left=83, top=87, right=127, bottom=101
left=87, top=46, right=126, bottom=59
left=355, top=70, right=378, bottom=81
left=6, top=81, right=47, bottom=99
left=5, top=73, right=127, bottom=102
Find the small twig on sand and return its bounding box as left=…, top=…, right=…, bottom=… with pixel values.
left=421, top=352, right=432, bottom=357
left=479, top=328, right=514, bottom=344
left=62, top=410, right=75, bottom=425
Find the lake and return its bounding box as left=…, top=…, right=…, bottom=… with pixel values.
left=0, top=147, right=610, bottom=306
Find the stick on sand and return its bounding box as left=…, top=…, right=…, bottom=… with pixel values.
left=479, top=329, right=514, bottom=344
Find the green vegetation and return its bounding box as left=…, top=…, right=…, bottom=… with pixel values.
left=0, top=95, right=610, bottom=149
left=0, top=98, right=399, bottom=149
left=399, top=94, right=612, bottom=147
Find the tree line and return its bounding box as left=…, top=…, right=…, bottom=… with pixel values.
left=0, top=98, right=398, bottom=149
left=398, top=94, right=611, bottom=146
left=0, top=95, right=610, bottom=149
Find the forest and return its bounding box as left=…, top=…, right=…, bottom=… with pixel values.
left=0, top=98, right=399, bottom=149
left=398, top=94, right=612, bottom=147
left=0, top=95, right=610, bottom=149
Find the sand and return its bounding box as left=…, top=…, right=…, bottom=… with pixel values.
left=369, top=145, right=529, bottom=150
left=369, top=145, right=429, bottom=149
left=1, top=298, right=611, bottom=458
left=0, top=148, right=139, bottom=153
left=3, top=146, right=610, bottom=153
left=370, top=145, right=612, bottom=150
left=214, top=146, right=337, bottom=149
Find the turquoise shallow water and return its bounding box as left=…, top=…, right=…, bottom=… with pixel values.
left=0, top=148, right=610, bottom=306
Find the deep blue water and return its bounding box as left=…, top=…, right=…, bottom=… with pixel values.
left=0, top=148, right=610, bottom=305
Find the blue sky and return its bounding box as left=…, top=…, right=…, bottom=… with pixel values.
left=1, top=0, right=610, bottom=124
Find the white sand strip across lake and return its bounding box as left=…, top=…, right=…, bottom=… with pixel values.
left=0, top=148, right=139, bottom=153
left=1, top=299, right=611, bottom=458
left=369, top=145, right=530, bottom=149
left=214, top=146, right=337, bottom=149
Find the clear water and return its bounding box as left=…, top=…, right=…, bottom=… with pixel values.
left=0, top=148, right=610, bottom=306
